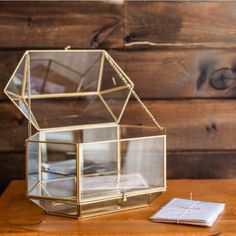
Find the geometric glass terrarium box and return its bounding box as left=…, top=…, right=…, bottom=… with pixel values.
left=4, top=49, right=166, bottom=218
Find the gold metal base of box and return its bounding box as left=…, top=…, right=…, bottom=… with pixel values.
left=29, top=191, right=164, bottom=218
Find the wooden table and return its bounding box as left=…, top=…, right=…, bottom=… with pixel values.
left=0, top=180, right=236, bottom=235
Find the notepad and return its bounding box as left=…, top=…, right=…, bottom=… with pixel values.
left=149, top=198, right=225, bottom=227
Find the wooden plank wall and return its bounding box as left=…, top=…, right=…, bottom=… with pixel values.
left=1, top=1, right=236, bottom=193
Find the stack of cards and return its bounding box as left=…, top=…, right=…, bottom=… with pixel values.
left=149, top=198, right=225, bottom=227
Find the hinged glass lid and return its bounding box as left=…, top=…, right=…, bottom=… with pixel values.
left=4, top=50, right=135, bottom=131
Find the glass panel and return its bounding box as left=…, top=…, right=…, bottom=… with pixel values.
left=30, top=124, right=117, bottom=143
left=29, top=51, right=102, bottom=94
left=30, top=199, right=78, bottom=217
left=30, top=96, right=114, bottom=129
left=100, top=57, right=132, bottom=91
left=42, top=125, right=117, bottom=144
left=27, top=141, right=39, bottom=193
left=29, top=142, right=77, bottom=200
left=80, top=194, right=150, bottom=218
left=30, top=199, right=49, bottom=212
left=80, top=135, right=165, bottom=202
left=5, top=55, right=26, bottom=96
left=79, top=125, right=117, bottom=143
left=149, top=192, right=162, bottom=203
left=12, top=98, right=38, bottom=129
left=47, top=201, right=78, bottom=217
left=120, top=125, right=163, bottom=139
left=41, top=143, right=76, bottom=199
left=28, top=132, right=40, bottom=142
left=80, top=141, right=118, bottom=201
left=119, top=93, right=158, bottom=126
left=100, top=87, right=131, bottom=121
left=121, top=136, right=165, bottom=190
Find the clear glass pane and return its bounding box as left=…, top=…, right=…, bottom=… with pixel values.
left=30, top=96, right=114, bottom=129
left=12, top=98, right=38, bottom=129
left=5, top=55, right=26, bottom=96
left=100, top=88, right=131, bottom=121
left=121, top=136, right=165, bottom=190
left=27, top=141, right=39, bottom=193
left=30, top=199, right=78, bottom=217
left=30, top=199, right=50, bottom=212
left=80, top=141, right=119, bottom=201
left=29, top=142, right=77, bottom=200
left=47, top=201, right=78, bottom=217
left=34, top=125, right=117, bottom=144
left=29, top=51, right=102, bottom=94
left=120, top=125, right=163, bottom=139
left=80, top=135, right=165, bottom=202
left=41, top=143, right=76, bottom=199
left=119, top=93, right=158, bottom=127
left=100, top=57, right=132, bottom=92
left=80, top=194, right=150, bottom=218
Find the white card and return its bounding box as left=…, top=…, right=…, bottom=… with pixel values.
left=150, top=198, right=225, bottom=227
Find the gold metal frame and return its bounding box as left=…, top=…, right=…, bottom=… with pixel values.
left=5, top=49, right=166, bottom=218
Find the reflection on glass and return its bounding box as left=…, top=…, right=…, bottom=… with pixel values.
left=29, top=51, right=102, bottom=94
left=80, top=136, right=164, bottom=202
left=5, top=55, right=25, bottom=96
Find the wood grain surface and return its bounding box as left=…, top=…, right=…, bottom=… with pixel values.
left=0, top=179, right=235, bottom=235
left=1, top=99, right=236, bottom=152
left=167, top=151, right=236, bottom=179
left=0, top=153, right=24, bottom=194
left=110, top=49, right=236, bottom=98
left=0, top=1, right=123, bottom=49
left=125, top=1, right=236, bottom=46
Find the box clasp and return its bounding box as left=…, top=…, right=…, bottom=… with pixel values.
left=121, top=192, right=127, bottom=202
left=64, top=45, right=71, bottom=50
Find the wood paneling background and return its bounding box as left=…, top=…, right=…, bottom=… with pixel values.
left=1, top=1, right=236, bottom=193
left=124, top=2, right=236, bottom=46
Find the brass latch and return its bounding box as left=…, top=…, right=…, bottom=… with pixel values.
left=64, top=45, right=71, bottom=50
left=121, top=192, right=127, bottom=202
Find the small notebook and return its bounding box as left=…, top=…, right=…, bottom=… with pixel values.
left=149, top=198, right=225, bottom=227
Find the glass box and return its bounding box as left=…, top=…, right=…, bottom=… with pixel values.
left=4, top=49, right=166, bottom=218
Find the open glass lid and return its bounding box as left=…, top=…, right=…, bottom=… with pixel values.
left=4, top=50, right=135, bottom=131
